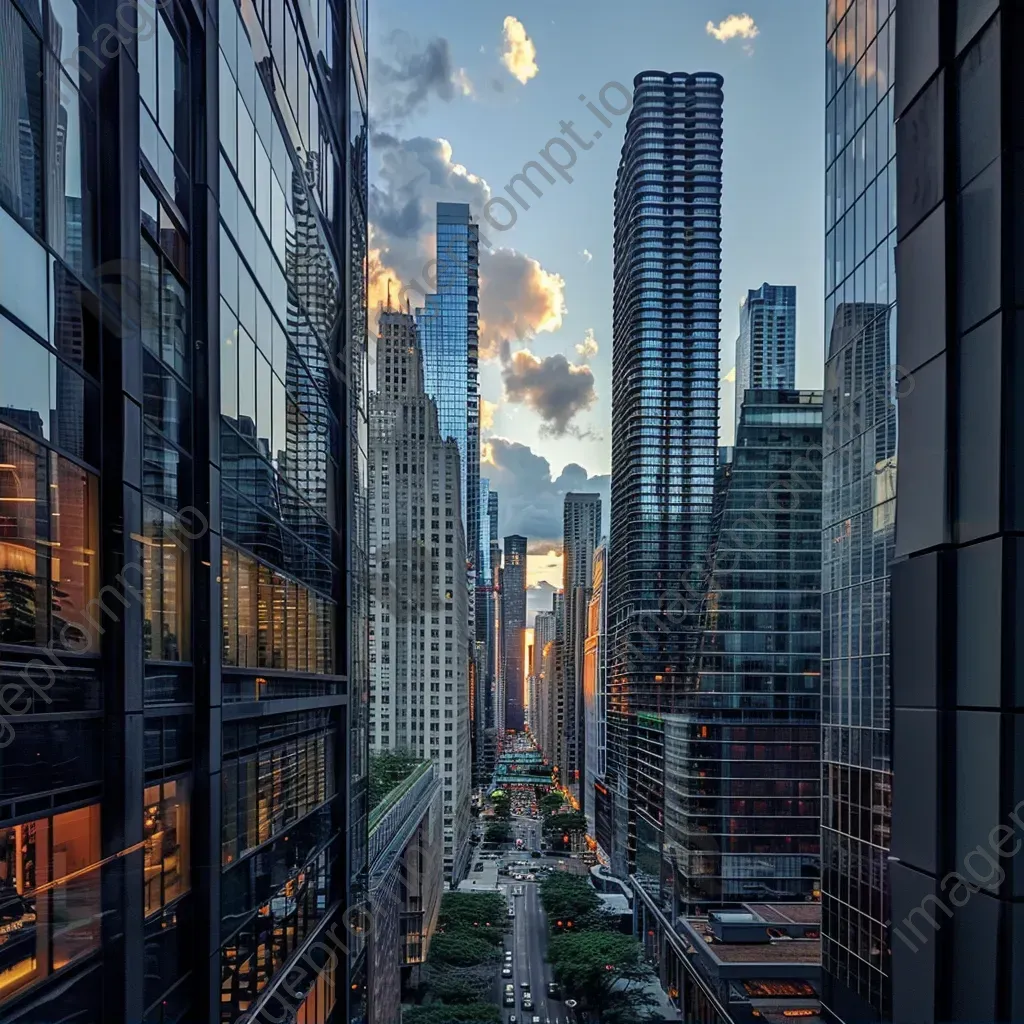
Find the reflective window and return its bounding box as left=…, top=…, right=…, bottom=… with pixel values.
left=0, top=805, right=102, bottom=1003
left=142, top=502, right=190, bottom=662
left=143, top=777, right=191, bottom=915
left=0, top=5, right=44, bottom=234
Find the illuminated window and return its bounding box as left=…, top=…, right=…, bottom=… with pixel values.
left=144, top=777, right=191, bottom=915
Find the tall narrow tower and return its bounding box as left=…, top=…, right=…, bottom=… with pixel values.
left=607, top=70, right=724, bottom=876
left=501, top=535, right=528, bottom=732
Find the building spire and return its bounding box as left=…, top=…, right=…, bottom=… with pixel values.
left=386, top=278, right=392, bottom=311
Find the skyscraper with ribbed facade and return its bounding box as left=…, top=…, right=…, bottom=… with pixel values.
left=501, top=535, right=528, bottom=732
left=607, top=70, right=724, bottom=877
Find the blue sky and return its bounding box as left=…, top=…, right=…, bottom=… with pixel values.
left=368, top=1, right=824, bottom=579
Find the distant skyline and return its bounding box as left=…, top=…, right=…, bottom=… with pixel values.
left=369, top=1, right=825, bottom=585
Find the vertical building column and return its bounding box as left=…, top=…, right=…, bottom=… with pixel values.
left=892, top=2, right=1024, bottom=1021
left=96, top=3, right=144, bottom=1016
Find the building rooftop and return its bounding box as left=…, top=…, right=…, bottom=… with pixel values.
left=680, top=903, right=821, bottom=966
left=747, top=903, right=821, bottom=925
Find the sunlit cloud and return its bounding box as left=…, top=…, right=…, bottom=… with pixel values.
left=581, top=249, right=593, bottom=263
left=480, top=397, right=498, bottom=432
left=706, top=13, right=759, bottom=53
left=575, top=328, right=598, bottom=360
left=501, top=16, right=538, bottom=84
left=723, top=365, right=737, bottom=383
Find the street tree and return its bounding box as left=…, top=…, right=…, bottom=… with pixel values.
left=437, top=892, right=507, bottom=934
left=485, top=821, right=513, bottom=845
left=546, top=931, right=657, bottom=1022
left=404, top=1004, right=500, bottom=1024
left=538, top=872, right=601, bottom=923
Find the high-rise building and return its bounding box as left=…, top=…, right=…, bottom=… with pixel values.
left=582, top=541, right=608, bottom=842
left=417, top=203, right=480, bottom=577
left=562, top=493, right=601, bottom=809
left=501, top=535, right=528, bottom=731
left=673, top=390, right=823, bottom=912
left=821, top=1, right=897, bottom=1020
left=533, top=608, right=557, bottom=759
left=734, top=283, right=797, bottom=432
left=608, top=70, right=724, bottom=877
left=889, top=3, right=1023, bottom=1021
left=0, top=0, right=369, bottom=1019
left=368, top=308, right=471, bottom=885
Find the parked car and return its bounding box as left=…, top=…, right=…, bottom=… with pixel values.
left=547, top=981, right=561, bottom=999
left=503, top=993, right=516, bottom=1007
left=521, top=996, right=533, bottom=1010
left=502, top=967, right=513, bottom=978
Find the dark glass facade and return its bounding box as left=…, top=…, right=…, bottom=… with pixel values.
left=501, top=534, right=526, bottom=731
left=890, top=3, right=1024, bottom=1021
left=607, top=70, right=724, bottom=877
left=822, top=0, right=897, bottom=1020
left=0, top=0, right=366, bottom=1017
left=674, top=391, right=823, bottom=914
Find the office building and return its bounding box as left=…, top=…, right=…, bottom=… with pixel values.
left=821, top=0, right=897, bottom=1020
left=368, top=759, right=443, bottom=1024
left=0, top=0, right=369, bottom=1019
left=889, top=3, right=1024, bottom=1022
left=583, top=541, right=608, bottom=843
left=562, top=493, right=601, bottom=809
left=734, top=283, right=797, bottom=433
left=501, top=535, right=528, bottom=731
left=368, top=309, right=471, bottom=884
left=608, top=70, right=724, bottom=877
left=674, top=390, right=823, bottom=912
left=417, top=203, right=480, bottom=578
left=533, top=608, right=557, bottom=759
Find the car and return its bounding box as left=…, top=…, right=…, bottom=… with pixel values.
left=525, top=873, right=536, bottom=881
left=531, top=851, right=542, bottom=858
left=502, top=966, right=513, bottom=977
left=504, top=951, right=513, bottom=961
left=547, top=981, right=561, bottom=999
left=514, top=873, right=524, bottom=880
left=521, top=997, right=533, bottom=1011
left=508, top=907, right=515, bottom=918
left=505, top=983, right=514, bottom=992
left=508, top=1017, right=517, bottom=1024
left=531, top=1018, right=541, bottom=1024
left=503, top=994, right=516, bottom=1007
left=474, top=863, right=485, bottom=871
left=519, top=981, right=530, bottom=990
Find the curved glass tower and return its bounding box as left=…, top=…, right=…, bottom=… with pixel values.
left=607, top=70, right=724, bottom=876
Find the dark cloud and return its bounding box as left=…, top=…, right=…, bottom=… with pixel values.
left=369, top=135, right=567, bottom=357
left=500, top=347, right=596, bottom=436
left=371, top=33, right=467, bottom=126
left=483, top=437, right=609, bottom=548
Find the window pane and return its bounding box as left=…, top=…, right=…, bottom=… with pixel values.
left=0, top=208, right=48, bottom=339
left=0, top=314, right=52, bottom=441
left=50, top=454, right=98, bottom=650
left=0, top=12, right=43, bottom=233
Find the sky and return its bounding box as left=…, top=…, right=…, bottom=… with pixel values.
left=367, top=1, right=825, bottom=590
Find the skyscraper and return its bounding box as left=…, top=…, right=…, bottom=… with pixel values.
left=608, top=70, right=724, bottom=877
left=890, top=3, right=1023, bottom=1020
left=368, top=308, right=471, bottom=884
left=533, top=608, right=557, bottom=760
left=734, top=282, right=797, bottom=432
left=821, top=1, right=897, bottom=1020
left=562, top=493, right=601, bottom=806
left=417, top=203, right=481, bottom=578
left=582, top=540, right=608, bottom=842
left=674, top=390, right=823, bottom=912
left=502, top=535, right=528, bottom=731
left=0, top=0, right=369, bottom=1019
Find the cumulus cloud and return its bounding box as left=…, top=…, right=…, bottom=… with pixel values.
left=372, top=33, right=472, bottom=126
left=527, top=579, right=559, bottom=624
left=705, top=13, right=759, bottom=50
left=480, top=397, right=498, bottom=432
left=483, top=437, right=609, bottom=548
left=581, top=249, right=593, bottom=263
left=369, top=133, right=567, bottom=361
left=479, top=249, right=566, bottom=358
left=501, top=16, right=538, bottom=84
left=500, top=346, right=596, bottom=437
left=575, top=328, right=598, bottom=360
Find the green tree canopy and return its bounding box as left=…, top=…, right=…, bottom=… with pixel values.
left=546, top=931, right=656, bottom=1022
left=538, top=872, right=601, bottom=922
left=368, top=750, right=423, bottom=809
left=542, top=810, right=588, bottom=836
left=539, top=792, right=564, bottom=817
left=404, top=1003, right=501, bottom=1024
left=421, top=964, right=491, bottom=1005
left=491, top=794, right=512, bottom=820
left=485, top=821, right=513, bottom=845
left=437, top=892, right=507, bottom=932
left=429, top=931, right=499, bottom=967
